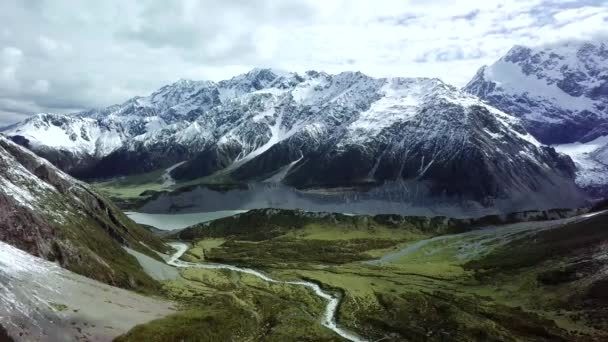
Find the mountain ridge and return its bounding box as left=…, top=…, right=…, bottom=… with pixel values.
left=1, top=67, right=588, bottom=213
left=465, top=40, right=608, bottom=144
left=465, top=39, right=608, bottom=197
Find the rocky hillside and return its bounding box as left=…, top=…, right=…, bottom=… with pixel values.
left=2, top=70, right=586, bottom=212
left=0, top=135, right=168, bottom=292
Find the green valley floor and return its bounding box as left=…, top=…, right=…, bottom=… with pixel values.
left=117, top=209, right=608, bottom=341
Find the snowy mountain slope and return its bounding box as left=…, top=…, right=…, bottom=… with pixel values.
left=465, top=40, right=608, bottom=145
left=5, top=113, right=125, bottom=156
left=4, top=113, right=127, bottom=175
left=0, top=134, right=167, bottom=291
left=0, top=240, right=174, bottom=341
left=465, top=40, right=608, bottom=195
left=166, top=74, right=581, bottom=210
left=2, top=68, right=586, bottom=211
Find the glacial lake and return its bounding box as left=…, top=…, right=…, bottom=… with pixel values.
left=125, top=210, right=247, bottom=230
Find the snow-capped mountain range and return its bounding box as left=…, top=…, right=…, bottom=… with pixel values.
left=4, top=41, right=605, bottom=211
left=465, top=40, right=608, bottom=196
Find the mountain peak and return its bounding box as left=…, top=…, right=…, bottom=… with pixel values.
left=2, top=65, right=587, bottom=213
left=502, top=45, right=533, bottom=63
left=246, top=67, right=293, bottom=78
left=465, top=39, right=608, bottom=142
left=175, top=78, right=195, bottom=84
left=465, top=39, right=608, bottom=194
left=234, top=67, right=294, bottom=84
left=168, top=78, right=214, bottom=88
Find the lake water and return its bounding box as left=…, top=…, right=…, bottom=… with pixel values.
left=125, top=210, right=247, bottom=230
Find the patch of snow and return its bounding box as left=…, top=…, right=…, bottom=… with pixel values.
left=555, top=135, right=608, bottom=188
left=4, top=114, right=124, bottom=157
left=176, top=121, right=208, bottom=144
left=263, top=154, right=304, bottom=183
left=0, top=179, right=37, bottom=209
left=292, top=77, right=327, bottom=104
left=252, top=106, right=276, bottom=123
left=251, top=87, right=288, bottom=96
left=160, top=161, right=186, bottom=187
left=348, top=79, right=421, bottom=134
left=144, top=117, right=166, bottom=133
left=555, top=135, right=608, bottom=156
left=0, top=241, right=55, bottom=276
left=431, top=85, right=543, bottom=149
left=483, top=129, right=503, bottom=140
left=518, top=150, right=539, bottom=162
left=481, top=104, right=542, bottom=147
left=229, top=110, right=302, bottom=169
left=95, top=130, right=124, bottom=157
left=0, top=240, right=175, bottom=341
left=581, top=209, right=607, bottom=218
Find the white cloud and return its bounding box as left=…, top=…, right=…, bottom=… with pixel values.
left=0, top=46, right=22, bottom=89
left=0, top=0, right=606, bottom=126
left=2, top=46, right=23, bottom=59
left=39, top=36, right=59, bottom=52
left=31, top=80, right=50, bottom=94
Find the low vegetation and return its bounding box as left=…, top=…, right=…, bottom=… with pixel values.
left=92, top=171, right=247, bottom=210
left=45, top=190, right=170, bottom=294
left=116, top=267, right=340, bottom=341
left=93, top=169, right=168, bottom=199
left=118, top=209, right=608, bottom=341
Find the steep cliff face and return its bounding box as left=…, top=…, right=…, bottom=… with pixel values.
left=0, top=135, right=167, bottom=292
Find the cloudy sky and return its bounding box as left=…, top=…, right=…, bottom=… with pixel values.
left=0, top=0, right=607, bottom=126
